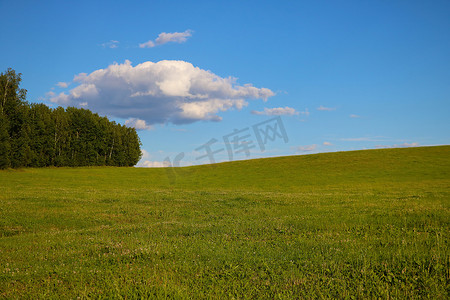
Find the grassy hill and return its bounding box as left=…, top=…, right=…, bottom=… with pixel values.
left=0, top=146, right=449, bottom=298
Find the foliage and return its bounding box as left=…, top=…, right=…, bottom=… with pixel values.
left=0, top=68, right=141, bottom=168
left=0, top=146, right=448, bottom=298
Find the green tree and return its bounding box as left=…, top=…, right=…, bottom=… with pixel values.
left=53, top=106, right=69, bottom=166
left=0, top=68, right=27, bottom=127
left=0, top=113, right=11, bottom=169
left=29, top=104, right=54, bottom=167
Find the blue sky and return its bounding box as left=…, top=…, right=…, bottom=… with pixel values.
left=1, top=0, right=449, bottom=167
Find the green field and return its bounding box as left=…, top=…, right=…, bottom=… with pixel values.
left=0, top=146, right=449, bottom=298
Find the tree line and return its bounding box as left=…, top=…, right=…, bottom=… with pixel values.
left=0, top=68, right=142, bottom=169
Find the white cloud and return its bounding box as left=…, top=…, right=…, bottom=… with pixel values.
left=317, top=105, right=336, bottom=111
left=294, top=144, right=317, bottom=152
left=251, top=106, right=298, bottom=116
left=401, top=142, right=419, bottom=147
left=52, top=92, right=70, bottom=105
left=101, top=40, right=119, bottom=49
left=56, top=82, right=69, bottom=88
left=46, top=91, right=55, bottom=97
left=139, top=40, right=155, bottom=48
left=350, top=114, right=361, bottom=118
left=156, top=30, right=193, bottom=45
left=375, top=142, right=420, bottom=149
left=125, top=118, right=153, bottom=131
left=49, top=60, right=274, bottom=125
left=140, top=30, right=192, bottom=48
left=300, top=108, right=310, bottom=116
left=323, top=141, right=333, bottom=146
left=141, top=149, right=150, bottom=159
left=137, top=160, right=171, bottom=168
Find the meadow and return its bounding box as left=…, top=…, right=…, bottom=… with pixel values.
left=0, top=146, right=449, bottom=298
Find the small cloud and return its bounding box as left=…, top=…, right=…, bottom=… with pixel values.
left=137, top=160, right=171, bottom=168
left=317, top=105, right=336, bottom=111
left=252, top=106, right=298, bottom=116
left=74, top=73, right=87, bottom=81
left=139, top=40, right=155, bottom=48
left=300, top=108, right=310, bottom=116
left=46, top=91, right=55, bottom=97
left=156, top=30, right=193, bottom=44
left=101, top=40, right=119, bottom=49
left=375, top=142, right=420, bottom=149
left=323, top=141, right=333, bottom=146
left=140, top=30, right=192, bottom=48
left=141, top=149, right=150, bottom=159
left=294, top=144, right=317, bottom=152
left=125, top=118, right=153, bottom=131
left=350, top=114, right=361, bottom=118
left=56, top=82, right=70, bottom=88
left=401, top=142, right=419, bottom=147
left=79, top=102, right=88, bottom=107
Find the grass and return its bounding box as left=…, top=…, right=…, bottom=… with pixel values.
left=0, top=146, right=449, bottom=298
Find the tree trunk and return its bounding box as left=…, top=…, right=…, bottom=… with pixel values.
left=109, top=137, right=115, bottom=159
left=1, top=77, right=10, bottom=114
